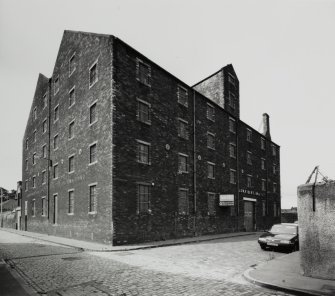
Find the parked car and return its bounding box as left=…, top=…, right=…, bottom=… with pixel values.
left=258, top=223, right=299, bottom=252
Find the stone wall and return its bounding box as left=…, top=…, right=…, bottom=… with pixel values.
left=297, top=182, right=335, bottom=280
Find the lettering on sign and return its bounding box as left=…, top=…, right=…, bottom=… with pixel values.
left=219, top=194, right=234, bottom=206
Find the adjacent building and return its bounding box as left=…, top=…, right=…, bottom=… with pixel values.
left=22, top=30, right=281, bottom=245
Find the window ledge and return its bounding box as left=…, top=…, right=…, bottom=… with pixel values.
left=88, top=211, right=97, bottom=215
left=68, top=171, right=75, bottom=175
left=89, top=161, right=98, bottom=166
left=67, top=213, right=74, bottom=216
left=89, top=120, right=98, bottom=127
left=89, top=79, right=98, bottom=89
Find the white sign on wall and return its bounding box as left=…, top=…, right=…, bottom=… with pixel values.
left=219, top=194, right=234, bottom=206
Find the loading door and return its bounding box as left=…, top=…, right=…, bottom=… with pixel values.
left=244, top=201, right=255, bottom=231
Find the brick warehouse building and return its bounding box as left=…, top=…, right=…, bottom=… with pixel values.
left=22, top=30, right=281, bottom=245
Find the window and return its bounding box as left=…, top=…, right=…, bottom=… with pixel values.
left=25, top=159, right=28, bottom=170
left=42, top=170, right=46, bottom=184
left=207, top=162, right=215, bottom=179
left=229, top=143, right=236, bottom=158
left=42, top=119, right=47, bottom=134
left=207, top=192, right=216, bottom=215
left=261, top=138, right=266, bottom=150
left=247, top=175, right=252, bottom=188
left=207, top=132, right=215, bottom=150
left=274, top=203, right=278, bottom=217
left=247, top=151, right=252, bottom=165
left=262, top=200, right=266, bottom=216
left=26, top=138, right=28, bottom=150
left=33, top=107, right=37, bottom=120
left=69, top=87, right=75, bottom=107
left=31, top=200, right=36, bottom=217
left=137, top=140, right=150, bottom=165
left=228, top=73, right=235, bottom=86
left=32, top=176, right=36, bottom=188
left=273, top=182, right=277, bottom=193
left=230, top=169, right=236, bottom=184
left=43, top=93, right=47, bottom=109
left=68, top=190, right=74, bottom=214
left=53, top=163, right=58, bottom=179
left=32, top=153, right=36, bottom=165
left=178, top=153, right=188, bottom=173
left=68, top=155, right=74, bottom=173
left=25, top=180, right=28, bottom=191
left=89, top=143, right=97, bottom=164
left=33, top=130, right=37, bottom=142
left=178, top=119, right=188, bottom=139
left=273, top=164, right=277, bottom=175
left=54, top=105, right=59, bottom=122
left=54, top=76, right=59, bottom=95
left=272, top=145, right=277, bottom=156
left=137, top=59, right=151, bottom=86
left=229, top=92, right=236, bottom=109
left=247, top=129, right=252, bottom=142
left=89, top=184, right=97, bottom=213
left=261, top=158, right=266, bottom=170
left=178, top=188, right=189, bottom=215
left=261, top=179, right=266, bottom=191
left=177, top=85, right=188, bottom=107
left=137, top=183, right=150, bottom=213
left=229, top=117, right=236, bottom=133
left=89, top=102, right=97, bottom=125
left=41, top=198, right=46, bottom=216
left=53, top=134, right=59, bottom=150
left=42, top=144, right=47, bottom=158
left=69, top=121, right=75, bottom=139
left=69, top=53, right=76, bottom=76
left=207, top=103, right=215, bottom=121
left=137, top=99, right=151, bottom=124
left=89, top=61, right=98, bottom=87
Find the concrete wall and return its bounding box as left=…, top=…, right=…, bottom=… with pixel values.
left=297, top=182, right=335, bottom=280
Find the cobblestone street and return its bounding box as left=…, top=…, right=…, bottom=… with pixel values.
left=0, top=230, right=293, bottom=296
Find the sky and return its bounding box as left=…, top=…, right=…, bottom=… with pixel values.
left=1, top=0, right=335, bottom=208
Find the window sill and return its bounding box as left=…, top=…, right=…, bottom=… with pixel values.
left=67, top=213, right=74, bottom=216
left=136, top=78, right=151, bottom=87
left=89, top=161, right=98, bottom=166
left=68, top=137, right=74, bottom=141
left=89, top=120, right=98, bottom=127
left=137, top=161, right=151, bottom=165
left=137, top=119, right=151, bottom=126
left=69, top=103, right=75, bottom=109
left=69, top=69, right=76, bottom=77
left=54, top=119, right=59, bottom=124
left=88, top=211, right=97, bottom=215
left=178, top=102, right=188, bottom=108
left=68, top=171, right=75, bottom=174
left=207, top=147, right=215, bottom=150
left=89, top=79, right=98, bottom=89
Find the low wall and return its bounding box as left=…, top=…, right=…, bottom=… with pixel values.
left=297, top=182, right=335, bottom=280
left=0, top=211, right=16, bottom=229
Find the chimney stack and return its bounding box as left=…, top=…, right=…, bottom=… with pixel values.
left=262, top=113, right=271, bottom=140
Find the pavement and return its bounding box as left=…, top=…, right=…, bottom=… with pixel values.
left=244, top=251, right=335, bottom=296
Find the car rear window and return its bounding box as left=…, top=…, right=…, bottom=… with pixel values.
left=270, top=225, right=297, bottom=234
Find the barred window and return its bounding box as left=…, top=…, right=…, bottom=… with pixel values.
left=69, top=87, right=75, bottom=107
left=89, top=103, right=97, bottom=124
left=230, top=169, right=236, bottom=184
left=178, top=189, right=189, bottom=214
left=247, top=151, right=252, bottom=165
left=69, top=53, right=76, bottom=76
left=137, top=60, right=151, bottom=86
left=68, top=190, right=74, bottom=214
left=137, top=99, right=151, bottom=124
left=207, top=133, right=215, bottom=150
left=89, top=62, right=98, bottom=87
left=229, top=92, right=236, bottom=109
left=207, top=192, right=216, bottom=215
left=261, top=179, right=266, bottom=191
left=137, top=183, right=150, bottom=213
left=261, top=138, right=266, bottom=150
left=228, top=73, right=235, bottom=86
left=207, top=104, right=215, bottom=121
left=178, top=119, right=188, bottom=139
left=89, top=185, right=97, bottom=213
left=177, top=86, right=188, bottom=107
left=229, top=143, right=236, bottom=158
left=68, top=156, right=74, bottom=173
left=89, top=143, right=97, bottom=164
left=207, top=162, right=215, bottom=179
left=178, top=154, right=188, bottom=173
left=137, top=141, right=150, bottom=164
left=229, top=118, right=236, bottom=133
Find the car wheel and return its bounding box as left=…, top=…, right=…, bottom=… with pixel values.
left=260, top=245, right=266, bottom=250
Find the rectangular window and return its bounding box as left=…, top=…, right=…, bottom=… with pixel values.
left=54, top=105, right=59, bottom=122
left=228, top=73, right=235, bottom=86
left=262, top=200, right=266, bottom=216
left=25, top=180, right=28, bottom=191
left=43, top=93, right=47, bottom=109
left=53, top=163, right=58, bottom=179
left=207, top=162, right=215, bottom=179
left=273, top=182, right=277, bottom=193
left=26, top=138, right=28, bottom=150
left=178, top=119, right=189, bottom=139
left=247, top=175, right=252, bottom=188
left=25, top=159, right=28, bottom=170
left=32, top=152, right=36, bottom=165
left=177, top=85, right=188, bottom=107
left=89, top=143, right=97, bottom=164
left=69, top=87, right=75, bottom=107
left=69, top=53, right=76, bottom=76
left=273, top=164, right=277, bottom=175
left=229, top=117, right=236, bottom=133
left=54, top=76, right=59, bottom=95
left=33, top=107, right=37, bottom=120
left=41, top=198, right=46, bottom=216
left=178, top=188, right=189, bottom=215
left=207, top=192, right=216, bottom=215
left=261, top=179, right=266, bottom=191
left=32, top=176, right=36, bottom=188
left=207, top=104, right=215, bottom=121
left=89, top=184, right=97, bottom=213
left=42, top=144, right=47, bottom=158
left=69, top=121, right=75, bottom=139
left=42, top=119, right=47, bottom=134
left=89, top=102, right=97, bottom=125
left=178, top=153, right=188, bottom=173
left=68, top=190, right=74, bottom=214
left=247, top=128, right=252, bottom=142
left=230, top=169, right=236, bottom=184
left=33, top=130, right=36, bottom=142
left=247, top=151, right=252, bottom=165
left=42, top=170, right=46, bottom=184
left=68, top=155, right=74, bottom=173
left=53, top=134, right=59, bottom=150
left=207, top=133, right=215, bottom=150
left=137, top=99, right=151, bottom=124
left=137, top=183, right=150, bottom=213
left=272, top=145, right=277, bottom=156
left=229, top=143, right=236, bottom=158
left=137, top=59, right=151, bottom=86
left=89, top=61, right=98, bottom=87
left=261, top=158, right=266, bottom=170
left=32, top=200, right=36, bottom=217
left=229, top=92, right=236, bottom=109
left=274, top=203, right=277, bottom=217
left=261, top=138, right=266, bottom=150
left=137, top=140, right=150, bottom=165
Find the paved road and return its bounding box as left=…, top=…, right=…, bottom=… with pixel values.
left=0, top=230, right=293, bottom=296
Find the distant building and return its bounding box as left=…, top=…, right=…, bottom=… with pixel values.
left=281, top=207, right=298, bottom=223
left=22, top=30, right=281, bottom=245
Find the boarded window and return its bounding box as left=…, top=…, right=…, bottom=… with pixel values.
left=178, top=189, right=189, bottom=214
left=207, top=192, right=216, bottom=215
left=178, top=154, right=188, bottom=173
left=68, top=191, right=74, bottom=214
left=178, top=119, right=189, bottom=139
left=89, top=185, right=97, bottom=212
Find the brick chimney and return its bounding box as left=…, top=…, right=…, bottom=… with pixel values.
left=262, top=113, right=271, bottom=140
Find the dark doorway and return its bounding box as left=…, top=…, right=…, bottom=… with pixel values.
left=244, top=201, right=255, bottom=231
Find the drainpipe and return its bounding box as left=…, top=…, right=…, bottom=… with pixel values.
left=47, top=79, right=52, bottom=221
left=236, top=120, right=240, bottom=231
left=193, top=90, right=197, bottom=236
